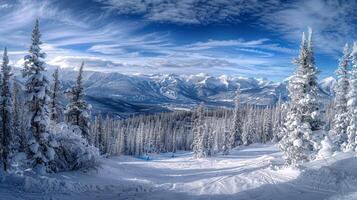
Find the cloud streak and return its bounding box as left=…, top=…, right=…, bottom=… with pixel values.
left=96, top=0, right=280, bottom=25
left=259, top=0, right=357, bottom=54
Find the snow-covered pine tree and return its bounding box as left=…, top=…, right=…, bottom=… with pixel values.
left=346, top=42, right=357, bottom=152
left=118, top=122, right=126, bottom=155
left=192, top=104, right=207, bottom=158
left=324, top=101, right=335, bottom=132
left=305, top=29, right=324, bottom=132
left=330, top=44, right=350, bottom=150
left=136, top=121, right=145, bottom=156
left=94, top=115, right=104, bottom=154
left=222, top=129, right=230, bottom=155
left=222, top=111, right=231, bottom=155
left=50, top=122, right=99, bottom=171
left=242, top=105, right=255, bottom=145
left=0, top=47, right=16, bottom=171
left=279, top=29, right=323, bottom=165
left=144, top=120, right=154, bottom=156
left=229, top=84, right=242, bottom=149
left=50, top=68, right=63, bottom=123
left=171, top=127, right=177, bottom=157
left=0, top=48, right=7, bottom=171
left=64, top=62, right=91, bottom=143
left=105, top=116, right=117, bottom=155
left=22, top=20, right=55, bottom=172
left=12, top=78, right=24, bottom=149
left=262, top=107, right=273, bottom=143
left=272, top=94, right=283, bottom=142
left=206, top=123, right=214, bottom=156
left=257, top=108, right=265, bottom=141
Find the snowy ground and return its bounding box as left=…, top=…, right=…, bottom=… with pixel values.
left=1, top=144, right=357, bottom=200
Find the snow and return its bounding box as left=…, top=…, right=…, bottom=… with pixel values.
left=1, top=143, right=357, bottom=199
left=319, top=76, right=336, bottom=95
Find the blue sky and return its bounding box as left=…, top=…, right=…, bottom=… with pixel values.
left=1, top=0, right=356, bottom=80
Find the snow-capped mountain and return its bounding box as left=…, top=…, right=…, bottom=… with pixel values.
left=318, top=76, right=336, bottom=96
left=56, top=70, right=335, bottom=115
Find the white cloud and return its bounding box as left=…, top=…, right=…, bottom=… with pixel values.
left=0, top=3, right=12, bottom=9
left=0, top=0, right=93, bottom=50
left=96, top=0, right=280, bottom=24
left=259, top=0, right=357, bottom=54
left=182, top=39, right=295, bottom=54
left=87, top=38, right=295, bottom=61
left=47, top=56, right=136, bottom=71
left=236, top=48, right=274, bottom=57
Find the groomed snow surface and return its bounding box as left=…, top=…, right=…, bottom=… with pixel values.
left=1, top=144, right=357, bottom=200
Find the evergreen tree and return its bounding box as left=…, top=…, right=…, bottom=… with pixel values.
left=346, top=42, right=357, bottom=152
left=222, top=129, right=230, bottom=155
left=50, top=68, right=63, bottom=123
left=171, top=127, right=177, bottom=157
left=305, top=29, right=324, bottom=131
left=272, top=94, right=283, bottom=142
left=279, top=30, right=323, bottom=165
left=192, top=105, right=207, bottom=158
left=262, top=107, right=273, bottom=143
left=330, top=44, right=350, bottom=150
left=230, top=84, right=242, bottom=149
left=65, top=62, right=91, bottom=142
left=0, top=47, right=15, bottom=171
left=12, top=79, right=25, bottom=150
left=22, top=20, right=55, bottom=172
left=206, top=124, right=214, bottom=156
left=95, top=115, right=105, bottom=154
left=242, top=105, right=255, bottom=145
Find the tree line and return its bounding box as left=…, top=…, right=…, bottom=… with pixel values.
left=89, top=97, right=286, bottom=158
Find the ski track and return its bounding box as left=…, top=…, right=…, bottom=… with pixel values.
left=2, top=143, right=357, bottom=200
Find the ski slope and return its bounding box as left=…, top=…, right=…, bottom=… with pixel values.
left=1, top=144, right=357, bottom=200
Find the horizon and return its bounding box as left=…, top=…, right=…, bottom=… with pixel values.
left=1, top=0, right=356, bottom=81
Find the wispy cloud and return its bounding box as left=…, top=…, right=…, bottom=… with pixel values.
left=87, top=38, right=294, bottom=57
left=95, top=0, right=280, bottom=25
left=259, top=0, right=357, bottom=54
left=0, top=3, right=12, bottom=9
left=0, top=0, right=149, bottom=63
left=81, top=36, right=295, bottom=80
left=236, top=48, right=274, bottom=57
left=182, top=39, right=295, bottom=54
left=46, top=55, right=292, bottom=80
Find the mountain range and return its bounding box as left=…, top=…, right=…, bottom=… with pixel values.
left=54, top=70, right=336, bottom=117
